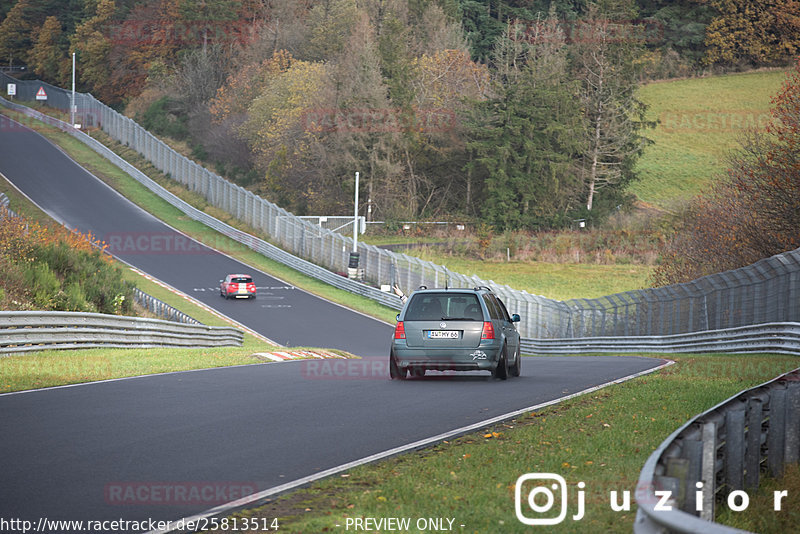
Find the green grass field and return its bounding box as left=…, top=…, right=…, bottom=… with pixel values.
left=405, top=250, right=651, bottom=300
left=632, top=69, right=788, bottom=210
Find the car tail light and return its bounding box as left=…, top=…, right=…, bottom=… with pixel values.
left=481, top=321, right=495, bottom=340
left=248, top=283, right=256, bottom=292
left=229, top=283, right=238, bottom=291
left=394, top=321, right=406, bottom=339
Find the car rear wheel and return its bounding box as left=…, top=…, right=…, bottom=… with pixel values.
left=509, top=348, right=521, bottom=377
left=492, top=344, right=509, bottom=380
left=389, top=352, right=407, bottom=380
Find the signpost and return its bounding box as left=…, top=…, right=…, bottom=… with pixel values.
left=6, top=83, right=15, bottom=99
left=35, top=86, right=47, bottom=101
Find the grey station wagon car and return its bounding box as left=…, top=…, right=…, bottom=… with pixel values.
left=390, top=286, right=522, bottom=380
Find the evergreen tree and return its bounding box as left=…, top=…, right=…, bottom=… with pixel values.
left=572, top=0, right=652, bottom=216
left=470, top=14, right=584, bottom=230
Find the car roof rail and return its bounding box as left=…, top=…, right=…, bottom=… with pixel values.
left=473, top=285, right=493, bottom=292
left=418, top=285, right=427, bottom=290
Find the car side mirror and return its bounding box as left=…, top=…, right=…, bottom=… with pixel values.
left=511, top=314, right=520, bottom=323
left=396, top=314, right=401, bottom=321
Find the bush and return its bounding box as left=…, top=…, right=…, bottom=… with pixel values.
left=137, top=96, right=189, bottom=140
left=0, top=213, right=134, bottom=314
left=25, top=262, right=60, bottom=308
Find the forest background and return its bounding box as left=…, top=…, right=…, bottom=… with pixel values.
left=1, top=0, right=799, bottom=286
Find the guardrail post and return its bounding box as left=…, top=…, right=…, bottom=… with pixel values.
left=700, top=422, right=716, bottom=521
left=785, top=382, right=800, bottom=464
left=768, top=387, right=787, bottom=477
left=724, top=407, right=746, bottom=493
left=665, top=458, right=689, bottom=509
left=682, top=438, right=703, bottom=514
left=745, top=397, right=763, bottom=489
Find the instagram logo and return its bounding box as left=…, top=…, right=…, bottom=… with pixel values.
left=514, top=473, right=584, bottom=525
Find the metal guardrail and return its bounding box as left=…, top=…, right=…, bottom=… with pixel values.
left=635, top=366, right=800, bottom=534
left=132, top=287, right=201, bottom=325
left=521, top=323, right=800, bottom=356
left=0, top=311, right=243, bottom=354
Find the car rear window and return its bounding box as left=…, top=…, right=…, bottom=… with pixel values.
left=231, top=277, right=252, bottom=283
left=404, top=293, right=483, bottom=321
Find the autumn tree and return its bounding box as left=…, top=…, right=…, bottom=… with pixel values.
left=0, top=0, right=35, bottom=67
left=309, top=11, right=401, bottom=217
left=304, top=0, right=360, bottom=61
left=29, top=16, right=69, bottom=84
left=70, top=0, right=117, bottom=101
left=408, top=47, right=489, bottom=217
left=411, top=1, right=469, bottom=56
left=200, top=50, right=293, bottom=184
left=572, top=1, right=652, bottom=215
left=240, top=59, right=328, bottom=211
left=238, top=2, right=310, bottom=63
left=703, top=0, right=800, bottom=66
left=653, top=58, right=800, bottom=285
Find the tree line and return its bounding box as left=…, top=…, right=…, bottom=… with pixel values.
left=1, top=0, right=798, bottom=230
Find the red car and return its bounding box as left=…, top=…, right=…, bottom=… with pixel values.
left=220, top=274, right=257, bottom=299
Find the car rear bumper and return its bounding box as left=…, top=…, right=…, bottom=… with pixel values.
left=392, top=342, right=502, bottom=371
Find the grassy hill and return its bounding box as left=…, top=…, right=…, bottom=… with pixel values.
left=631, top=69, right=788, bottom=210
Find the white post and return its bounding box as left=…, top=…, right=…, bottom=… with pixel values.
left=353, top=171, right=359, bottom=252
left=348, top=171, right=361, bottom=280
left=71, top=52, right=75, bottom=127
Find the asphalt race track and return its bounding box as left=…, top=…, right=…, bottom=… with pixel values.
left=0, top=119, right=667, bottom=531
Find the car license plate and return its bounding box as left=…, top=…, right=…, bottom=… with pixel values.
left=238, top=287, right=247, bottom=294
left=428, top=330, right=459, bottom=339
